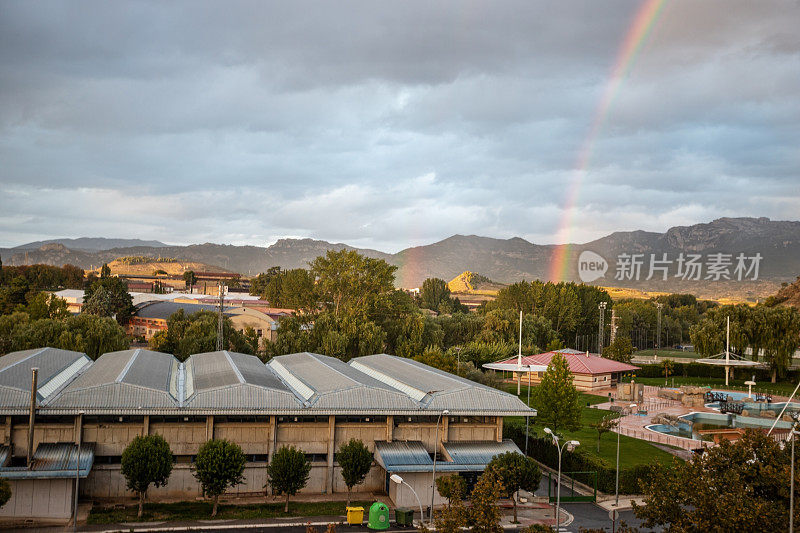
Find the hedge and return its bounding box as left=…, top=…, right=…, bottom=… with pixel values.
left=632, top=362, right=797, bottom=382
left=504, top=420, right=664, bottom=495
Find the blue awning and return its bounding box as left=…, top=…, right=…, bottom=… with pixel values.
left=374, top=439, right=521, bottom=473
left=0, top=442, right=94, bottom=479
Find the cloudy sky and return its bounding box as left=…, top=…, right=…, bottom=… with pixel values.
left=0, top=1, right=798, bottom=252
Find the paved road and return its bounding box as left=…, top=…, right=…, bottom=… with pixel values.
left=562, top=502, right=661, bottom=532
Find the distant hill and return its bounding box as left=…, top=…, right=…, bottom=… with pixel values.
left=448, top=271, right=506, bottom=294
left=2, top=217, right=798, bottom=301
left=766, top=276, right=800, bottom=308
left=11, top=237, right=169, bottom=251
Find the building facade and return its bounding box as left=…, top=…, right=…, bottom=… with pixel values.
left=0, top=348, right=533, bottom=521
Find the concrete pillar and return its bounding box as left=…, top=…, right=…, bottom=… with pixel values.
left=386, top=416, right=393, bottom=442
left=143, top=415, right=150, bottom=436
left=495, top=417, right=503, bottom=442
left=206, top=415, right=214, bottom=441
left=268, top=415, right=277, bottom=462
left=73, top=413, right=83, bottom=445
left=442, top=415, right=449, bottom=443
left=326, top=415, right=335, bottom=494
left=3, top=416, right=11, bottom=446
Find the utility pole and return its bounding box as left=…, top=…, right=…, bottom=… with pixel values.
left=598, top=302, right=607, bottom=355
left=610, top=308, right=618, bottom=344
left=216, top=281, right=226, bottom=351
left=656, top=303, right=663, bottom=351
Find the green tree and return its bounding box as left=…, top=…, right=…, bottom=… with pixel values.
left=469, top=469, right=503, bottom=533
left=0, top=477, right=10, bottom=509
left=603, top=336, right=633, bottom=363
left=250, top=266, right=283, bottom=297
left=434, top=480, right=467, bottom=533
left=532, top=353, right=581, bottom=435
left=149, top=310, right=255, bottom=360
left=420, top=278, right=451, bottom=311
left=183, top=270, right=197, bottom=293
left=336, top=439, right=373, bottom=505
left=310, top=250, right=396, bottom=318
left=267, top=445, right=312, bottom=513
left=100, top=263, right=111, bottom=278
left=662, top=359, right=674, bottom=386
left=264, top=268, right=317, bottom=310
left=633, top=430, right=794, bottom=532
left=591, top=413, right=619, bottom=452
left=83, top=277, right=134, bottom=324
left=193, top=439, right=246, bottom=517
left=436, top=474, right=467, bottom=507
left=121, top=435, right=174, bottom=517
left=487, top=452, right=541, bottom=523
left=4, top=314, right=128, bottom=359
left=26, top=292, right=69, bottom=320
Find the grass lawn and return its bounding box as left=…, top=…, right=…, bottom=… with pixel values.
left=504, top=385, right=676, bottom=469
left=88, top=499, right=371, bottom=524
left=634, top=348, right=702, bottom=360
left=631, top=375, right=799, bottom=397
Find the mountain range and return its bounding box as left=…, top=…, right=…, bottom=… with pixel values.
left=2, top=217, right=799, bottom=301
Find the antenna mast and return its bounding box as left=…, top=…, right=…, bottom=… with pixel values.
left=217, top=281, right=226, bottom=351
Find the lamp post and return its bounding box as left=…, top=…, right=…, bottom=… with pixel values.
left=598, top=302, right=607, bottom=355
left=791, top=418, right=800, bottom=533
left=525, top=365, right=532, bottom=455
left=544, top=427, right=579, bottom=532
left=615, top=404, right=638, bottom=509
left=73, top=410, right=84, bottom=532
left=391, top=474, right=424, bottom=526
left=430, top=409, right=449, bottom=524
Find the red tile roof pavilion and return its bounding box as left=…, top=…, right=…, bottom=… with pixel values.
left=486, top=348, right=639, bottom=375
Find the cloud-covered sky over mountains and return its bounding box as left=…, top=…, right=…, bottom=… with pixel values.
left=1, top=1, right=798, bottom=251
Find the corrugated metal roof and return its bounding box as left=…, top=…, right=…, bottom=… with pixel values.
left=184, top=351, right=301, bottom=410
left=444, top=440, right=521, bottom=466
left=0, top=442, right=94, bottom=479
left=375, top=441, right=432, bottom=469
left=350, top=354, right=533, bottom=414
left=0, top=348, right=89, bottom=405
left=48, top=349, right=179, bottom=409
left=374, top=440, right=504, bottom=472
left=270, top=353, right=423, bottom=410
left=135, top=301, right=234, bottom=320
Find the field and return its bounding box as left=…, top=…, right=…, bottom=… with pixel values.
left=505, top=386, right=676, bottom=469
left=90, top=258, right=229, bottom=277
left=88, top=500, right=369, bottom=524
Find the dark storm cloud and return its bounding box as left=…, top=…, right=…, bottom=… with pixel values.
left=0, top=0, right=798, bottom=251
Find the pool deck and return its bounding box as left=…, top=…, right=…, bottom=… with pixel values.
left=588, top=386, right=721, bottom=451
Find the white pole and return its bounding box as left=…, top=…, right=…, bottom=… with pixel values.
left=726, top=316, right=730, bottom=386
left=517, top=310, right=523, bottom=395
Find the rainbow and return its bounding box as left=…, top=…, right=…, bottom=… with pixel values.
left=547, top=0, right=667, bottom=282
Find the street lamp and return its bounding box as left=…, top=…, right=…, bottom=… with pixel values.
left=543, top=427, right=579, bottom=532
left=615, top=404, right=638, bottom=508
left=430, top=409, right=450, bottom=523
left=525, top=365, right=532, bottom=455
left=73, top=410, right=84, bottom=532
left=598, top=302, right=607, bottom=355
left=790, top=415, right=800, bottom=533
left=391, top=474, right=425, bottom=527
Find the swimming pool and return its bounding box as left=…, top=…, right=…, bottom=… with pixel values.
left=646, top=411, right=793, bottom=441
left=703, top=389, right=800, bottom=414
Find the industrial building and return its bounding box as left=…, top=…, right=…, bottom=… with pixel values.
left=0, top=347, right=533, bottom=522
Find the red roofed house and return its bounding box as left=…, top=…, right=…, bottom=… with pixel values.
left=484, top=348, right=639, bottom=392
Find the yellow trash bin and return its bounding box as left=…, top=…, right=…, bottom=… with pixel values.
left=347, top=506, right=365, bottom=525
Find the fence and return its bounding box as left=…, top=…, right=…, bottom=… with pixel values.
left=615, top=425, right=711, bottom=451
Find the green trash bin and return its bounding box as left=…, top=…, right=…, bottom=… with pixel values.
left=394, top=507, right=414, bottom=527
left=368, top=501, right=390, bottom=530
